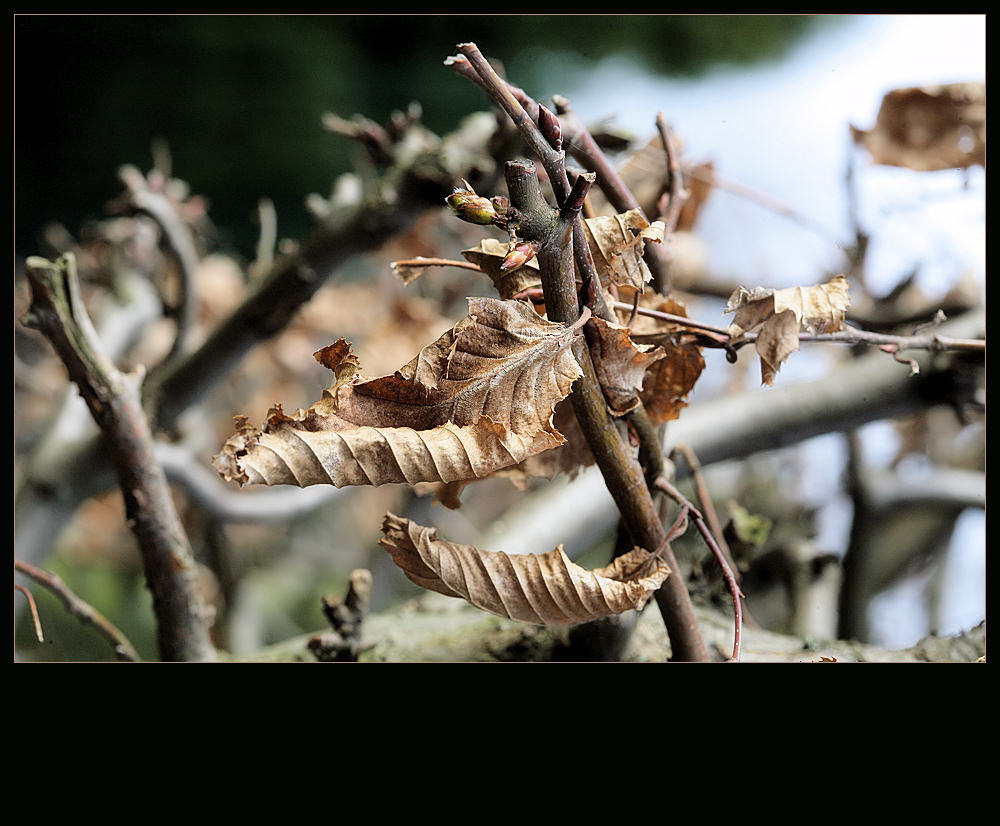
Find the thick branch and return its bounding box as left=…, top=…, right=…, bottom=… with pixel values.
left=24, top=254, right=215, bottom=661
left=504, top=160, right=708, bottom=661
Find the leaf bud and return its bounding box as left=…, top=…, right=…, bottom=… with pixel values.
left=446, top=187, right=496, bottom=225
left=500, top=239, right=541, bottom=272
left=538, top=104, right=563, bottom=151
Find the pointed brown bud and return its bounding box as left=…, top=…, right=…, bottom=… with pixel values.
left=500, top=239, right=541, bottom=272
left=538, top=104, right=563, bottom=151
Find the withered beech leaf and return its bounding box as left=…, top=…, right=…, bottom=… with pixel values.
left=754, top=309, right=800, bottom=387
left=586, top=317, right=665, bottom=416
left=725, top=275, right=851, bottom=386
left=627, top=297, right=706, bottom=425
left=850, top=83, right=986, bottom=172
left=497, top=398, right=595, bottom=487
left=313, top=338, right=362, bottom=408
left=380, top=513, right=671, bottom=625
left=584, top=209, right=665, bottom=291
left=462, top=238, right=542, bottom=300
left=213, top=297, right=583, bottom=488
left=726, top=275, right=851, bottom=338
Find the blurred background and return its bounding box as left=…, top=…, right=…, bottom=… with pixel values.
left=14, top=15, right=985, bottom=660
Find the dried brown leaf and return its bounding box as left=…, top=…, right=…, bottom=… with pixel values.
left=497, top=398, right=595, bottom=487
left=214, top=297, right=583, bottom=488
left=461, top=238, right=541, bottom=299
left=725, top=275, right=851, bottom=385
left=754, top=308, right=800, bottom=387
left=583, top=209, right=665, bottom=291
left=625, top=297, right=706, bottom=425
left=850, top=83, right=986, bottom=171
left=586, top=317, right=665, bottom=416
left=726, top=275, right=851, bottom=337
left=379, top=513, right=670, bottom=625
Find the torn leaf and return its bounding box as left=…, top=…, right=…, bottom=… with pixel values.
left=586, top=316, right=665, bottom=416
left=213, top=297, right=583, bottom=488
left=725, top=275, right=851, bottom=385
left=584, top=209, right=665, bottom=291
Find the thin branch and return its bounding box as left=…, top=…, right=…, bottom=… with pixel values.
left=15, top=559, right=141, bottom=661
left=655, top=113, right=688, bottom=241
left=23, top=254, right=215, bottom=661
left=737, top=325, right=986, bottom=355
left=454, top=44, right=613, bottom=325
left=686, top=164, right=846, bottom=250
left=554, top=94, right=675, bottom=294
left=616, top=300, right=985, bottom=356
left=14, top=582, right=44, bottom=643
left=612, top=300, right=731, bottom=335
left=654, top=476, right=744, bottom=662
left=670, top=444, right=738, bottom=581
left=116, top=165, right=201, bottom=364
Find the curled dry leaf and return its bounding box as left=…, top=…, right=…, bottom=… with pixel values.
left=462, top=238, right=542, bottom=300
left=213, top=297, right=583, bottom=488
left=583, top=208, right=665, bottom=291
left=725, top=275, right=851, bottom=385
left=586, top=316, right=665, bottom=416
left=380, top=513, right=670, bottom=625
left=850, top=83, right=986, bottom=172
left=626, top=296, right=706, bottom=425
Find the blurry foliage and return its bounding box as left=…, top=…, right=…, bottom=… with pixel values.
left=15, top=14, right=824, bottom=259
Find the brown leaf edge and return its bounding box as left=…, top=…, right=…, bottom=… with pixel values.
left=379, top=513, right=670, bottom=626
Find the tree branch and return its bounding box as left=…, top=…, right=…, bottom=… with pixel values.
left=654, top=476, right=744, bottom=661
left=24, top=254, right=215, bottom=661
left=15, top=558, right=141, bottom=661
left=501, top=158, right=709, bottom=661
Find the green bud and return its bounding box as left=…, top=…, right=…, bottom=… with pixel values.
left=446, top=188, right=496, bottom=225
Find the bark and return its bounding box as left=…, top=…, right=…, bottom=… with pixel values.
left=24, top=254, right=215, bottom=661
left=233, top=592, right=985, bottom=663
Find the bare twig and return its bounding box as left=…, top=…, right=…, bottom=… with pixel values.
left=612, top=299, right=731, bottom=335
left=654, top=476, right=744, bottom=662
left=553, top=94, right=675, bottom=294
left=24, top=254, right=215, bottom=661
left=308, top=569, right=373, bottom=662
left=14, top=582, right=44, bottom=643
left=116, top=165, right=201, bottom=364
left=654, top=113, right=688, bottom=242
left=686, top=164, right=846, bottom=251
left=454, top=44, right=614, bottom=325
left=15, top=558, right=141, bottom=661
left=617, top=301, right=985, bottom=356
left=670, top=445, right=738, bottom=580
left=250, top=197, right=278, bottom=284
